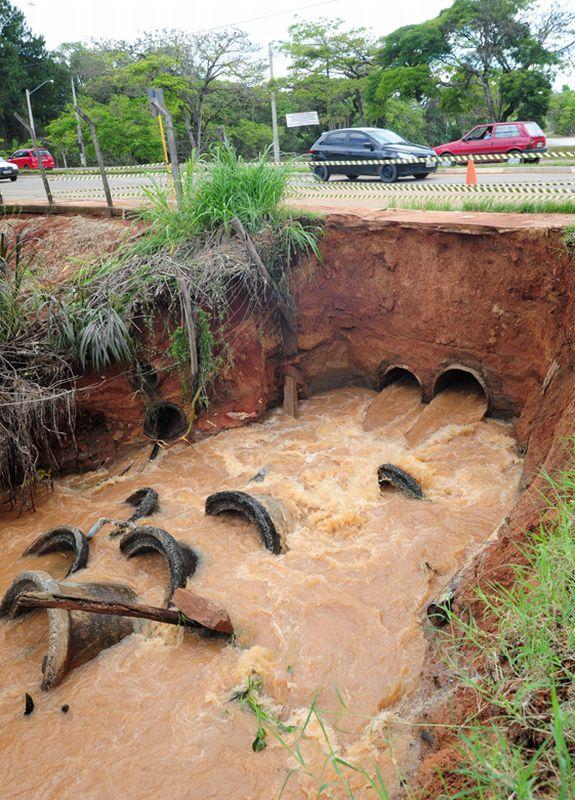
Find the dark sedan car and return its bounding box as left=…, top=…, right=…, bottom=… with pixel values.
left=309, top=127, right=437, bottom=182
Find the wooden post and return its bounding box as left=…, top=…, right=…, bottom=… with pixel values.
left=74, top=106, right=113, bottom=211
left=151, top=99, right=181, bottom=205
left=177, top=277, right=199, bottom=389
left=283, top=374, right=298, bottom=417
left=229, top=217, right=297, bottom=334
left=15, top=590, right=233, bottom=636
left=14, top=112, right=54, bottom=206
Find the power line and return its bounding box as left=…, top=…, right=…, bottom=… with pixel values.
left=193, top=0, right=340, bottom=34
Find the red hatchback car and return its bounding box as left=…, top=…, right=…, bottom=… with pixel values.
left=434, top=121, right=546, bottom=162
left=8, top=148, right=55, bottom=170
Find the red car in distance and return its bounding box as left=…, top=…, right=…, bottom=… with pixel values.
left=8, top=148, right=55, bottom=170
left=434, top=121, right=546, bottom=163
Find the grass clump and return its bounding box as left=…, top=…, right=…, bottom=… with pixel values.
left=563, top=225, right=575, bottom=253
left=386, top=196, right=575, bottom=214
left=440, top=462, right=575, bottom=798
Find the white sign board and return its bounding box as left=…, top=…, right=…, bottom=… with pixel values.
left=285, top=111, right=320, bottom=128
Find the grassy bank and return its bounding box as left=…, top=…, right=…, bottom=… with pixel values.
left=0, top=146, right=321, bottom=501
left=386, top=197, right=575, bottom=214
left=436, top=462, right=575, bottom=799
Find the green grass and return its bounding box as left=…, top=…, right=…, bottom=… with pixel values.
left=44, top=146, right=322, bottom=376
left=386, top=196, right=575, bottom=214
left=437, top=460, right=575, bottom=799
left=563, top=225, right=575, bottom=253
left=232, top=675, right=393, bottom=798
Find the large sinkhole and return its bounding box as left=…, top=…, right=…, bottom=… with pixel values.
left=0, top=210, right=573, bottom=799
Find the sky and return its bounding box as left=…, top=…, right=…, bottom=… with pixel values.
left=13, top=0, right=575, bottom=84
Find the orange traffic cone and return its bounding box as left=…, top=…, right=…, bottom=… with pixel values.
left=466, top=158, right=478, bottom=186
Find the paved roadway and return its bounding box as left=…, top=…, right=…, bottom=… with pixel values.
left=1, top=167, right=574, bottom=205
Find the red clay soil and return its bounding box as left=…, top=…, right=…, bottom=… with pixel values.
left=4, top=208, right=575, bottom=795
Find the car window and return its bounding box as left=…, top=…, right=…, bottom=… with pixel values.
left=465, top=126, right=492, bottom=140
left=349, top=132, right=370, bottom=146
left=370, top=129, right=405, bottom=145
left=495, top=124, right=520, bottom=138
left=324, top=132, right=347, bottom=146
left=11, top=151, right=25, bottom=158
left=38, top=149, right=51, bottom=156
left=525, top=122, right=544, bottom=136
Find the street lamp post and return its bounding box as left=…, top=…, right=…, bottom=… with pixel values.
left=25, top=79, right=54, bottom=138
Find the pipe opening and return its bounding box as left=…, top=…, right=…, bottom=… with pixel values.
left=379, top=366, right=422, bottom=394
left=433, top=367, right=491, bottom=414
left=143, top=402, right=188, bottom=442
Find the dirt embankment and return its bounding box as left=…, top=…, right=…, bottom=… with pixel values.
left=4, top=209, right=575, bottom=793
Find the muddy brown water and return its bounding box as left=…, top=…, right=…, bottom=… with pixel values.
left=0, top=383, right=522, bottom=799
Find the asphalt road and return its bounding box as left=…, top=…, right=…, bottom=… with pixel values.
left=1, top=167, right=574, bottom=205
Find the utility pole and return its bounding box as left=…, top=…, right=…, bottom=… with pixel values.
left=71, top=77, right=87, bottom=167
left=268, top=43, right=280, bottom=165
left=25, top=89, right=36, bottom=138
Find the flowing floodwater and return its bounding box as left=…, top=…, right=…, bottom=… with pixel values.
left=0, top=381, right=522, bottom=799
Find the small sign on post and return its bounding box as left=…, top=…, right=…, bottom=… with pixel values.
left=285, top=111, right=320, bottom=128
left=146, top=88, right=165, bottom=117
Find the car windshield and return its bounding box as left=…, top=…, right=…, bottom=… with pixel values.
left=525, top=122, right=544, bottom=137
left=0, top=158, right=6, bottom=164
left=369, top=128, right=406, bottom=145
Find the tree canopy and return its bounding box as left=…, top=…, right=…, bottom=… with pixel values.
left=1, top=0, right=573, bottom=164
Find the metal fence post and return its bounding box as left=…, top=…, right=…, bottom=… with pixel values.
left=74, top=106, right=113, bottom=211
left=14, top=112, right=54, bottom=207
left=150, top=99, right=182, bottom=206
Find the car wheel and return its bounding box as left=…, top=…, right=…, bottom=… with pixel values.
left=9, top=176, right=17, bottom=182
left=507, top=149, right=523, bottom=164
left=440, top=152, right=454, bottom=167
left=313, top=164, right=330, bottom=182
left=346, top=175, right=359, bottom=181
left=413, top=173, right=429, bottom=180
left=379, top=164, right=398, bottom=183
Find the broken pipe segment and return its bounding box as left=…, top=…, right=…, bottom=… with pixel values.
left=22, top=526, right=89, bottom=577
left=204, top=491, right=289, bottom=555
left=0, top=570, right=137, bottom=691
left=119, top=526, right=198, bottom=604
left=377, top=464, right=423, bottom=499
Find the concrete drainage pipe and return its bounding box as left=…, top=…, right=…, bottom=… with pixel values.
left=143, top=402, right=189, bottom=442
left=204, top=491, right=289, bottom=555
left=0, top=570, right=137, bottom=691
left=119, top=526, right=199, bottom=605
left=22, top=526, right=89, bottom=577
left=377, top=464, right=423, bottom=499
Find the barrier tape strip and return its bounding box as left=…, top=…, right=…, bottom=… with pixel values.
left=294, top=150, right=575, bottom=168
left=17, top=150, right=575, bottom=177
left=288, top=182, right=575, bottom=196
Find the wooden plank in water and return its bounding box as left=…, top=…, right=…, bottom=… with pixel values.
left=283, top=375, right=298, bottom=418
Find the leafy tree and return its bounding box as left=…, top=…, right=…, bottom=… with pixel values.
left=46, top=97, right=163, bottom=165
left=547, top=86, right=575, bottom=135
left=281, top=18, right=378, bottom=126
left=0, top=0, right=68, bottom=147
left=368, top=0, right=575, bottom=126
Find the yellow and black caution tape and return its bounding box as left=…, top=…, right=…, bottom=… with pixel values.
left=288, top=181, right=575, bottom=196
left=293, top=151, right=575, bottom=168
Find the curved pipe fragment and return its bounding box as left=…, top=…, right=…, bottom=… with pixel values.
left=119, top=526, right=198, bottom=604
left=377, top=464, right=423, bottom=499
left=0, top=570, right=137, bottom=691
left=22, top=526, right=89, bottom=577
left=204, top=491, right=289, bottom=555
left=124, top=487, right=159, bottom=523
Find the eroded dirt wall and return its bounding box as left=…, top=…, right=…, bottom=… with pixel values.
left=292, top=214, right=574, bottom=422
left=4, top=211, right=575, bottom=484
